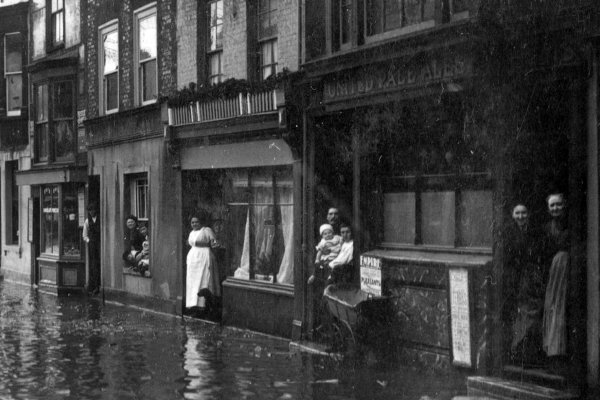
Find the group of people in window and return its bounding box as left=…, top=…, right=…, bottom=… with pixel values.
left=503, top=193, right=570, bottom=368
left=122, top=215, right=151, bottom=278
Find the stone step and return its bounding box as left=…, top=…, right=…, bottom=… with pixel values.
left=502, top=365, right=568, bottom=390
left=467, top=376, right=579, bottom=400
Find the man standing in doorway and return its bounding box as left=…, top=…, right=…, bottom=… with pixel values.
left=83, top=203, right=101, bottom=295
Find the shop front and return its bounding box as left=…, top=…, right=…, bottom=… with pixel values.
left=16, top=168, right=87, bottom=293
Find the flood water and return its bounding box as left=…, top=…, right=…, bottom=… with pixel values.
left=0, top=281, right=465, bottom=400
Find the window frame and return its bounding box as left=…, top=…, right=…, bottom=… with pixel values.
left=259, top=39, right=278, bottom=81
left=207, top=0, right=224, bottom=85
left=133, top=3, right=158, bottom=106
left=33, top=79, right=76, bottom=164
left=99, top=20, right=119, bottom=115
left=131, top=175, right=149, bottom=225
left=362, top=0, right=436, bottom=44
left=50, top=0, right=65, bottom=48
left=4, top=33, right=23, bottom=117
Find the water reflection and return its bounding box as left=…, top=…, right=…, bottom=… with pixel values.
left=0, top=282, right=464, bottom=400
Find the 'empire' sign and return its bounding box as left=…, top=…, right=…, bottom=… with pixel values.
left=323, top=55, right=471, bottom=102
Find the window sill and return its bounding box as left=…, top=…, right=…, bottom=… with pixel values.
left=364, top=247, right=492, bottom=268
left=122, top=268, right=152, bottom=279
left=223, top=277, right=294, bottom=296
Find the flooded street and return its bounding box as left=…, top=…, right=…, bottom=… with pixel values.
left=0, top=281, right=465, bottom=400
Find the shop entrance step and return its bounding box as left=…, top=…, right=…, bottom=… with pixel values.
left=467, top=376, right=579, bottom=400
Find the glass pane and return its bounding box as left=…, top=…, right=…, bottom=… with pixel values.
left=209, top=52, right=221, bottom=84
left=53, top=11, right=64, bottom=44
left=36, top=84, right=48, bottom=122
left=42, top=186, right=59, bottom=255
left=63, top=185, right=81, bottom=257
left=36, top=124, right=49, bottom=160
left=141, top=59, right=157, bottom=102
left=209, top=1, right=223, bottom=50
left=103, top=30, right=118, bottom=73
left=341, top=0, right=352, bottom=44
left=7, top=75, right=22, bottom=112
left=366, top=0, right=382, bottom=36
left=405, top=0, right=422, bottom=25
left=421, top=191, right=455, bottom=246
left=5, top=34, right=22, bottom=73
left=54, top=120, right=74, bottom=159
left=383, top=192, right=416, bottom=244
left=459, top=190, right=492, bottom=248
left=136, top=179, right=148, bottom=220
left=53, top=81, right=73, bottom=118
left=105, top=72, right=118, bottom=111
left=139, top=13, right=157, bottom=60
left=384, top=0, right=401, bottom=30
left=52, top=0, right=64, bottom=11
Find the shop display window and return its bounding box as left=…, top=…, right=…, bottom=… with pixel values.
left=41, top=183, right=83, bottom=257
left=363, top=98, right=492, bottom=250
left=183, top=166, right=294, bottom=285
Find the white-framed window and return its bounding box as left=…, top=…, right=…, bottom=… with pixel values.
left=51, top=0, right=65, bottom=46
left=207, top=0, right=223, bottom=85
left=99, top=21, right=119, bottom=114
left=131, top=176, right=149, bottom=223
left=134, top=4, right=157, bottom=105
left=4, top=33, right=23, bottom=116
left=260, top=40, right=278, bottom=80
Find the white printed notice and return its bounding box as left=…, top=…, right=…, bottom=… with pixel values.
left=360, top=255, right=382, bottom=296
left=449, top=268, right=471, bottom=367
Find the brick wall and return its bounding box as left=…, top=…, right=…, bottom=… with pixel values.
left=176, top=0, right=197, bottom=89
left=275, top=0, right=299, bottom=73
left=222, top=0, right=248, bottom=80
left=83, top=0, right=177, bottom=119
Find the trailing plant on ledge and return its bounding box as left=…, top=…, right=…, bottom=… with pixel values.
left=165, top=69, right=303, bottom=107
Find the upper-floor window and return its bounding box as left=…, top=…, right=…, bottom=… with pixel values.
left=364, top=0, right=435, bottom=40
left=258, top=0, right=278, bottom=80
left=132, top=176, right=149, bottom=224
left=333, top=0, right=353, bottom=50
left=4, top=33, right=22, bottom=116
left=99, top=22, right=119, bottom=114
left=51, top=0, right=65, bottom=46
left=134, top=5, right=157, bottom=105
left=34, top=80, right=75, bottom=163
left=207, top=0, right=223, bottom=85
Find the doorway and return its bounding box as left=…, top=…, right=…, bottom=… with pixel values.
left=87, top=176, right=101, bottom=293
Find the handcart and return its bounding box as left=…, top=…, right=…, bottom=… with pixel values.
left=322, top=284, right=396, bottom=357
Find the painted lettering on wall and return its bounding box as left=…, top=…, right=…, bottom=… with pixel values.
left=360, top=255, right=382, bottom=296
left=323, top=55, right=471, bottom=102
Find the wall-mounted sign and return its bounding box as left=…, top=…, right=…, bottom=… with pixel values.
left=360, top=255, right=382, bottom=296
left=323, top=54, right=472, bottom=103
left=449, top=267, right=471, bottom=367
left=77, top=109, right=86, bottom=127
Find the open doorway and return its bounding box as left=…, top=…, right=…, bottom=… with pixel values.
left=86, top=176, right=101, bottom=294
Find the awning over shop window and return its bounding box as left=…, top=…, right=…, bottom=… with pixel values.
left=16, top=166, right=87, bottom=186
left=180, top=139, right=294, bottom=170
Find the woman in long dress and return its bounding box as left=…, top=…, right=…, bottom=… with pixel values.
left=185, top=214, right=221, bottom=311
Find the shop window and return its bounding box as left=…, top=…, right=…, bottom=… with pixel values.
left=4, top=33, right=23, bottom=116
left=41, top=184, right=82, bottom=257
left=365, top=99, right=492, bottom=250
left=5, top=160, right=19, bottom=245
left=134, top=4, right=157, bottom=105
left=99, top=22, right=119, bottom=114
left=207, top=0, right=223, bottom=85
left=34, top=80, right=75, bottom=163
left=183, top=167, right=294, bottom=285
left=51, top=0, right=65, bottom=47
